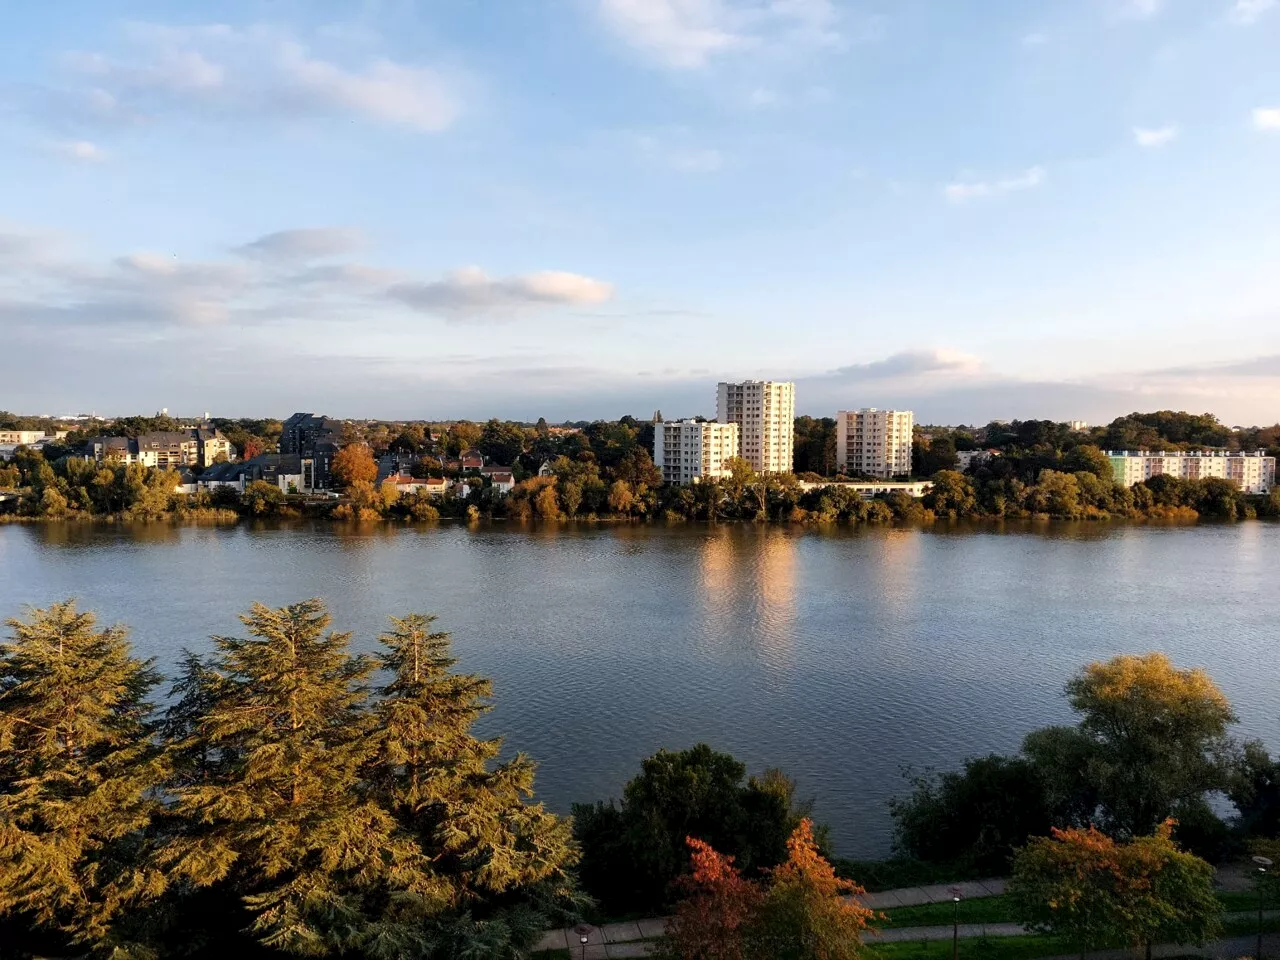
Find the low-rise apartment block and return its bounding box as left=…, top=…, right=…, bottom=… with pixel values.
left=716, top=380, right=795, bottom=473
left=84, top=428, right=233, bottom=469
left=836, top=408, right=914, bottom=478
left=654, top=420, right=741, bottom=485
left=1106, top=450, right=1276, bottom=494
left=0, top=430, right=52, bottom=445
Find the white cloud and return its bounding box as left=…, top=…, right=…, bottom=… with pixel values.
left=233, top=227, right=366, bottom=261
left=1021, top=32, right=1048, bottom=46
left=596, top=0, right=844, bottom=70
left=827, top=349, right=984, bottom=381
left=60, top=23, right=458, bottom=132
left=0, top=223, right=612, bottom=331
left=1133, top=124, right=1179, bottom=147
left=1253, top=107, right=1280, bottom=130
left=944, top=166, right=1046, bottom=203
left=1229, top=0, right=1276, bottom=23
left=53, top=139, right=107, bottom=162
left=634, top=133, right=723, bottom=172
left=390, top=267, right=614, bottom=321
left=1119, top=0, right=1162, bottom=18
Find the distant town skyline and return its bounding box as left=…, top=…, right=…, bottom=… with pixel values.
left=2, top=1, right=1279, bottom=423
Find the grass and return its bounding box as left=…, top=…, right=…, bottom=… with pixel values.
left=880, top=896, right=1015, bottom=928
left=867, top=934, right=1072, bottom=960
left=837, top=859, right=986, bottom=893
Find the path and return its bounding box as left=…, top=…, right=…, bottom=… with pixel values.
left=534, top=879, right=1007, bottom=955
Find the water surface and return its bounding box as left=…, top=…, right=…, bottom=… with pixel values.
left=1, top=520, right=1276, bottom=857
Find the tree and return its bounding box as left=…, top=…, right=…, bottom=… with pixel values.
left=1009, top=821, right=1222, bottom=957
left=477, top=419, right=526, bottom=466
left=0, top=602, right=165, bottom=955
left=1229, top=740, right=1280, bottom=838
left=889, top=755, right=1054, bottom=873
left=161, top=600, right=429, bottom=957
left=922, top=470, right=978, bottom=519
left=366, top=615, right=579, bottom=957
left=534, top=484, right=561, bottom=520
left=1065, top=653, right=1236, bottom=837
left=1065, top=444, right=1114, bottom=482
left=756, top=820, right=875, bottom=960
left=573, top=744, right=811, bottom=914
left=242, top=480, right=285, bottom=515
left=330, top=443, right=378, bottom=489
left=608, top=479, right=635, bottom=515
left=660, top=838, right=764, bottom=960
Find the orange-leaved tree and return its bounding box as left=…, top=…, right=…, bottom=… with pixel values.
left=757, top=818, right=876, bottom=960
left=1009, top=819, right=1221, bottom=958
left=662, top=820, right=878, bottom=960
left=661, top=837, right=764, bottom=960
left=330, top=443, right=378, bottom=489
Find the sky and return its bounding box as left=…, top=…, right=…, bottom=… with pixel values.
left=1, top=0, right=1279, bottom=426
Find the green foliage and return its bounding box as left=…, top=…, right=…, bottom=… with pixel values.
left=1008, top=821, right=1222, bottom=952
left=574, top=744, right=816, bottom=915
left=1229, top=740, right=1280, bottom=838
left=889, top=755, right=1054, bottom=873
left=0, top=602, right=165, bottom=956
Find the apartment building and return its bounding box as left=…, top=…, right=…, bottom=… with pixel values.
left=84, top=428, right=233, bottom=470
left=715, top=380, right=795, bottom=473
left=0, top=430, right=50, bottom=445
left=1106, top=450, right=1276, bottom=494
left=653, top=420, right=741, bottom=485
left=836, top=408, right=914, bottom=478
left=280, top=412, right=343, bottom=489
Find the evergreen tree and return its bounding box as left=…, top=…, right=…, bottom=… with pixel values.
left=0, top=601, right=166, bottom=956
left=161, top=599, right=432, bottom=958
left=367, top=613, right=580, bottom=958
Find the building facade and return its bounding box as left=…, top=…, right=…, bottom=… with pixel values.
left=653, top=420, right=741, bottom=485
left=715, top=380, right=795, bottom=473
left=280, top=413, right=343, bottom=489
left=1106, top=450, right=1276, bottom=494
left=84, top=429, right=233, bottom=470
left=835, top=409, right=914, bottom=478
left=0, top=430, right=49, bottom=445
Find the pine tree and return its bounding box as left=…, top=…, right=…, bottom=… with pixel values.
left=0, top=600, right=166, bottom=955
left=368, top=613, right=580, bottom=957
left=161, top=599, right=433, bottom=957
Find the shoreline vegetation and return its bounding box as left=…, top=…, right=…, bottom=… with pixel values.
left=6, top=595, right=1279, bottom=959
left=1, top=408, right=1277, bottom=527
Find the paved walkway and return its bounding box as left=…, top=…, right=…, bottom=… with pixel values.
left=534, top=878, right=1007, bottom=955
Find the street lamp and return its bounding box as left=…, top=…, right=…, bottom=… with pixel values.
left=579, top=934, right=589, bottom=960
left=950, top=887, right=962, bottom=960
left=1255, top=856, right=1273, bottom=960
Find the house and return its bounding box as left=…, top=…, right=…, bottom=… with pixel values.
left=83, top=428, right=234, bottom=470
left=196, top=455, right=306, bottom=495
left=420, top=477, right=449, bottom=498
left=459, top=449, right=485, bottom=471
left=537, top=460, right=555, bottom=477
left=955, top=449, right=1000, bottom=473
left=480, top=464, right=516, bottom=494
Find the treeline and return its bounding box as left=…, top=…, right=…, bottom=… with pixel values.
left=0, top=599, right=578, bottom=959
left=888, top=653, right=1280, bottom=874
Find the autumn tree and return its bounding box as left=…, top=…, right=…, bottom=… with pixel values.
left=659, top=838, right=764, bottom=960
left=1066, top=653, right=1236, bottom=837
left=754, top=819, right=875, bottom=960
left=0, top=602, right=166, bottom=956
left=608, top=479, right=635, bottom=515
left=365, top=614, right=579, bottom=957
left=330, top=443, right=378, bottom=489
left=160, top=600, right=431, bottom=957
left=1009, top=820, right=1222, bottom=957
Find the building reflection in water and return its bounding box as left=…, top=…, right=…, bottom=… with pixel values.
left=696, top=526, right=797, bottom=666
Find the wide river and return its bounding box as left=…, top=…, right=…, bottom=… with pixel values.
left=1, top=520, right=1276, bottom=857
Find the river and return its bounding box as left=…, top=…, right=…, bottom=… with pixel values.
left=1, top=520, right=1276, bottom=858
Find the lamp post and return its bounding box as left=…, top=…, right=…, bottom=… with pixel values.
left=579, top=934, right=589, bottom=960
left=1255, top=856, right=1273, bottom=960
left=950, top=887, right=962, bottom=960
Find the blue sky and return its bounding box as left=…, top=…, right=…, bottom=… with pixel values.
left=2, top=0, right=1279, bottom=425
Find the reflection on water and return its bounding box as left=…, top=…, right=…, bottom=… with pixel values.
left=2, top=519, right=1278, bottom=858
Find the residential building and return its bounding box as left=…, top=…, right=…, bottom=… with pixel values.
left=715, top=380, right=795, bottom=473
left=0, top=430, right=49, bottom=445
left=836, top=409, right=914, bottom=478
left=1067, top=420, right=1089, bottom=432
left=481, top=464, right=516, bottom=494
left=1105, top=450, right=1276, bottom=494
left=955, top=449, right=1000, bottom=473
left=84, top=429, right=233, bottom=470
left=198, top=454, right=307, bottom=495
left=279, top=413, right=343, bottom=489
left=653, top=419, right=741, bottom=485
left=794, top=479, right=932, bottom=499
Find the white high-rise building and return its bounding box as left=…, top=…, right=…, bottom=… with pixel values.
left=653, top=420, right=741, bottom=485
left=715, top=380, right=795, bottom=474
left=1105, top=450, right=1275, bottom=493
left=836, top=408, right=914, bottom=478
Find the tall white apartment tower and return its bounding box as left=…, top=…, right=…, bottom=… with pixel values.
left=836, top=408, right=914, bottom=478
left=716, top=380, right=795, bottom=474
left=653, top=420, right=741, bottom=485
